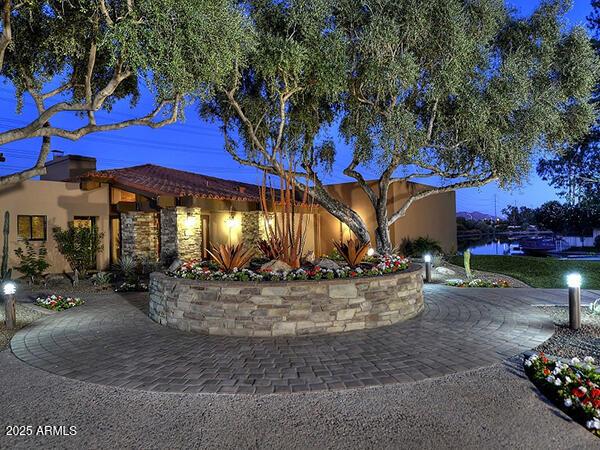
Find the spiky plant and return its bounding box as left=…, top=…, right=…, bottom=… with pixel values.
left=257, top=236, right=285, bottom=261
left=207, top=243, right=254, bottom=272
left=332, top=239, right=370, bottom=269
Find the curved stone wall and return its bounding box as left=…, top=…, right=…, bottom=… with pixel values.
left=149, top=265, right=424, bottom=337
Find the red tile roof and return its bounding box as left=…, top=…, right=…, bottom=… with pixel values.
left=83, top=164, right=264, bottom=202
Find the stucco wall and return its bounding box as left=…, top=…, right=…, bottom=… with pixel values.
left=149, top=266, right=424, bottom=337
left=321, top=180, right=457, bottom=254
left=0, top=180, right=110, bottom=274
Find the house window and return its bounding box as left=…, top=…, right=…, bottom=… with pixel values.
left=73, top=216, right=97, bottom=229
left=17, top=215, right=47, bottom=241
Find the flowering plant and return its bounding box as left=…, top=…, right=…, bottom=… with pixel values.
left=524, top=353, right=600, bottom=437
left=115, top=281, right=148, bottom=292
left=35, top=294, right=84, bottom=311
left=173, top=255, right=410, bottom=282
left=446, top=278, right=510, bottom=288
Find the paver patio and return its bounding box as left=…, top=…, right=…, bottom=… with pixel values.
left=10, top=286, right=596, bottom=394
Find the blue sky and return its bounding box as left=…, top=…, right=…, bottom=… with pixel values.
left=0, top=0, right=594, bottom=216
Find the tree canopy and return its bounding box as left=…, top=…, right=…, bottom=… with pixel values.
left=207, top=0, right=598, bottom=252
left=0, top=0, right=250, bottom=185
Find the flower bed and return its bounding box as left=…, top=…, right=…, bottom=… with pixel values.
left=173, top=254, right=410, bottom=282
left=35, top=294, right=84, bottom=311
left=446, top=278, right=510, bottom=288
left=524, top=353, right=600, bottom=437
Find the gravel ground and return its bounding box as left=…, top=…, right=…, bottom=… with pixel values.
left=0, top=351, right=597, bottom=449
left=0, top=303, right=44, bottom=350
left=535, top=306, right=600, bottom=359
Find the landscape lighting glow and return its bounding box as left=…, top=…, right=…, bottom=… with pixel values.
left=566, top=273, right=582, bottom=289
left=3, top=282, right=16, bottom=296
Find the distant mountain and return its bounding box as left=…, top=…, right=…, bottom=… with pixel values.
left=457, top=211, right=495, bottom=221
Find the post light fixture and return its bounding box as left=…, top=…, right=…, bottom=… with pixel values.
left=566, top=273, right=582, bottom=330
left=424, top=254, right=432, bottom=283
left=367, top=247, right=375, bottom=257
left=3, top=281, right=16, bottom=330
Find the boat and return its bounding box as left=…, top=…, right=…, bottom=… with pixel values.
left=518, top=236, right=558, bottom=256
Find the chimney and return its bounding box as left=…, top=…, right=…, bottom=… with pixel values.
left=41, top=154, right=97, bottom=182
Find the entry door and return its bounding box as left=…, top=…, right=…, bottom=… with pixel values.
left=202, top=215, right=210, bottom=259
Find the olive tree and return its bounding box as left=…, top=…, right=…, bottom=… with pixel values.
left=211, top=0, right=598, bottom=253
left=0, top=0, right=249, bottom=186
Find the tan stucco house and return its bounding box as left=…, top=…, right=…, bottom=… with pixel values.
left=0, top=154, right=456, bottom=274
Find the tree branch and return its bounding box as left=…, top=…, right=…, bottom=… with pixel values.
left=0, top=133, right=51, bottom=187
left=0, top=0, right=12, bottom=73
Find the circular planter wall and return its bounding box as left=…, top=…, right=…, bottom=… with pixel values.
left=149, top=265, right=424, bottom=337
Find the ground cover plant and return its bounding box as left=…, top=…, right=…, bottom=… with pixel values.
left=446, top=278, right=510, bottom=288
left=524, top=353, right=600, bottom=437
left=35, top=294, right=84, bottom=311
left=449, top=255, right=600, bottom=288
left=172, top=254, right=410, bottom=282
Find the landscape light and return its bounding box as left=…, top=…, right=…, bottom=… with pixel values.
left=367, top=247, right=375, bottom=257
left=3, top=281, right=16, bottom=296
left=566, top=273, right=582, bottom=330
left=424, top=254, right=432, bottom=283
left=566, top=273, right=582, bottom=288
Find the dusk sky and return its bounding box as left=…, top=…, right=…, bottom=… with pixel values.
left=0, top=0, right=594, bottom=216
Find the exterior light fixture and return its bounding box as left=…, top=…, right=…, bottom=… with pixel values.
left=3, top=281, right=16, bottom=330
left=225, top=216, right=237, bottom=229
left=424, top=254, right=432, bottom=283
left=566, top=273, right=582, bottom=330
left=367, top=247, right=375, bottom=257
left=184, top=214, right=197, bottom=229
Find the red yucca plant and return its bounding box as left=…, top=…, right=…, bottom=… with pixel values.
left=207, top=242, right=254, bottom=272
left=259, top=163, right=314, bottom=269
left=332, top=239, right=370, bottom=268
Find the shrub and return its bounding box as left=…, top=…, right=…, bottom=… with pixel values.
left=399, top=236, right=442, bottom=258
left=114, top=255, right=138, bottom=283
left=91, top=271, right=112, bottom=287
left=52, top=224, right=104, bottom=278
left=14, top=240, right=50, bottom=284
left=332, top=239, right=370, bottom=268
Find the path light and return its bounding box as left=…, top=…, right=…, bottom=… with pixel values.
left=566, top=273, right=582, bottom=330
left=424, top=254, right=432, bottom=283
left=3, top=281, right=16, bottom=330
left=367, top=247, right=375, bottom=257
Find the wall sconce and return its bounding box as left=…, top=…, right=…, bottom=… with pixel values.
left=184, top=213, right=197, bottom=229
left=225, top=215, right=238, bottom=229
left=367, top=247, right=375, bottom=257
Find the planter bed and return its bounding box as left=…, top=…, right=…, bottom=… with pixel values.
left=149, top=265, right=424, bottom=337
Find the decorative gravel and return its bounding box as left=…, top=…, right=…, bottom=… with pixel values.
left=0, top=304, right=44, bottom=350
left=535, top=306, right=600, bottom=359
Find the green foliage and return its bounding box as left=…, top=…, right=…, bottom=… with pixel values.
left=399, top=237, right=443, bottom=258
left=449, top=254, right=600, bottom=289
left=14, top=240, right=50, bottom=283
left=1, top=211, right=10, bottom=280
left=464, top=250, right=472, bottom=280
left=52, top=225, right=104, bottom=278
left=91, top=271, right=113, bottom=287
left=114, top=255, right=139, bottom=283
left=590, top=298, right=600, bottom=316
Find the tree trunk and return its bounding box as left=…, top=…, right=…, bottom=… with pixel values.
left=374, top=201, right=392, bottom=254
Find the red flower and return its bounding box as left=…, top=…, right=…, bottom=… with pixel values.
left=592, top=388, right=600, bottom=398
left=593, top=399, right=600, bottom=409
left=572, top=387, right=586, bottom=398
left=543, top=368, right=551, bottom=376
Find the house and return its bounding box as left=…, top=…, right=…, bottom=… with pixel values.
left=0, top=154, right=456, bottom=274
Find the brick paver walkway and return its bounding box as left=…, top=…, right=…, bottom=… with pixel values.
left=11, top=286, right=591, bottom=395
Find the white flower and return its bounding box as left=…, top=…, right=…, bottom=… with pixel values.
left=584, top=356, right=595, bottom=364
left=554, top=378, right=562, bottom=386
left=565, top=376, right=572, bottom=384
left=529, top=354, right=539, bottom=361
left=524, top=359, right=533, bottom=367
left=564, top=398, right=573, bottom=408
left=571, top=357, right=581, bottom=365
left=586, top=418, right=600, bottom=430
left=546, top=375, right=555, bottom=383
left=553, top=367, right=562, bottom=375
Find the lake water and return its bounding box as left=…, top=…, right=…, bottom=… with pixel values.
left=459, top=237, right=600, bottom=261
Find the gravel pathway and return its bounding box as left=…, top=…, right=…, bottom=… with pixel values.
left=535, top=306, right=600, bottom=359
left=0, top=303, right=44, bottom=350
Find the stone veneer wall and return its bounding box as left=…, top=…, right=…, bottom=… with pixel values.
left=121, top=212, right=159, bottom=261
left=241, top=211, right=261, bottom=249
left=160, top=207, right=202, bottom=262
left=149, top=265, right=423, bottom=337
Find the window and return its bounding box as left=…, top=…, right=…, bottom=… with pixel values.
left=73, top=216, right=96, bottom=229
left=17, top=215, right=47, bottom=241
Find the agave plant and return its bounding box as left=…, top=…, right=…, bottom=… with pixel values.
left=207, top=243, right=254, bottom=272
left=590, top=298, right=600, bottom=316
left=114, top=255, right=138, bottom=283
left=332, top=239, right=370, bottom=269
left=257, top=236, right=285, bottom=261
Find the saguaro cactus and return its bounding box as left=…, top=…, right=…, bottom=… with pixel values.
left=464, top=249, right=472, bottom=280
left=1, top=211, right=10, bottom=280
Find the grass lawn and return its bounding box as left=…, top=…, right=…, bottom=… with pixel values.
left=448, top=255, right=600, bottom=289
